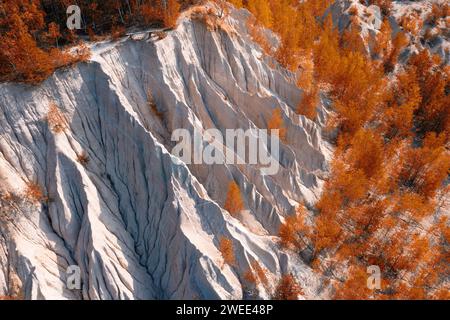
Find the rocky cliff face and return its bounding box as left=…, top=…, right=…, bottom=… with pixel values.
left=0, top=5, right=331, bottom=299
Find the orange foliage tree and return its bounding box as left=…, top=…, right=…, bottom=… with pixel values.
left=247, top=0, right=273, bottom=29
left=376, top=67, right=421, bottom=141
left=224, top=181, right=244, bottom=216
left=273, top=274, right=303, bottom=300
left=219, top=237, right=235, bottom=267
left=279, top=205, right=311, bottom=251
left=296, top=50, right=319, bottom=120
left=253, top=0, right=449, bottom=300
left=267, top=108, right=287, bottom=142
left=164, top=0, right=181, bottom=29
left=244, top=260, right=269, bottom=289
left=0, top=0, right=91, bottom=84
left=0, top=0, right=187, bottom=84
left=408, top=50, right=450, bottom=136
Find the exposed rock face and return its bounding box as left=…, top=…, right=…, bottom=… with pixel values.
left=0, top=6, right=330, bottom=299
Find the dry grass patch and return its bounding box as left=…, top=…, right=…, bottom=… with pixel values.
left=24, top=182, right=46, bottom=204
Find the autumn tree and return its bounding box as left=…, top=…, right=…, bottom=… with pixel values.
left=345, top=128, right=384, bottom=179
left=251, top=261, right=269, bottom=287
left=227, top=0, right=243, bottom=9
left=46, top=22, right=61, bottom=48
left=224, top=181, right=244, bottom=216
left=47, top=102, right=67, bottom=133
left=269, top=0, right=304, bottom=69
left=377, top=68, right=421, bottom=141
left=373, top=19, right=391, bottom=60
left=244, top=268, right=258, bottom=287
left=0, top=9, right=53, bottom=84
left=219, top=237, right=235, bottom=267
left=247, top=0, right=273, bottom=29
left=247, top=16, right=273, bottom=56
left=279, top=206, right=310, bottom=251
left=382, top=31, right=408, bottom=73
left=426, top=3, right=449, bottom=26
left=267, top=108, right=287, bottom=142
left=322, top=48, right=383, bottom=137
left=334, top=266, right=378, bottom=300
left=296, top=50, right=318, bottom=119
left=240, top=0, right=450, bottom=300
left=399, top=13, right=422, bottom=37
left=0, top=0, right=91, bottom=84
left=296, top=50, right=315, bottom=89
left=408, top=50, right=449, bottom=136
left=244, top=260, right=269, bottom=289
left=310, top=121, right=448, bottom=300
left=141, top=4, right=163, bottom=25
left=397, top=133, right=450, bottom=200
left=164, top=0, right=181, bottom=28
left=340, top=24, right=366, bottom=54
left=273, top=274, right=303, bottom=300
left=312, top=15, right=340, bottom=82
left=297, top=87, right=319, bottom=120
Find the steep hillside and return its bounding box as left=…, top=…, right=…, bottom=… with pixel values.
left=0, top=4, right=331, bottom=299
left=1, top=0, right=448, bottom=301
